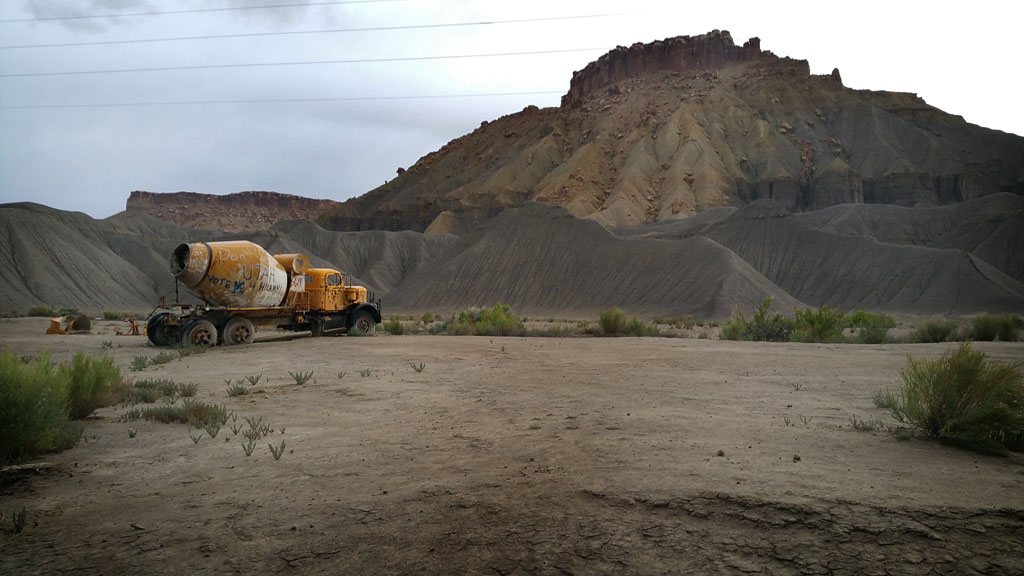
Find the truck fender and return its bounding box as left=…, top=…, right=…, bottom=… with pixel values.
left=348, top=302, right=382, bottom=325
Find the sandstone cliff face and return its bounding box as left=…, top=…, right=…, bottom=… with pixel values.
left=125, top=190, right=340, bottom=233
left=319, top=30, right=1024, bottom=234
left=562, top=30, right=765, bottom=108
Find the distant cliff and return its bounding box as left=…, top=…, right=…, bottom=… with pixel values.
left=124, top=190, right=341, bottom=232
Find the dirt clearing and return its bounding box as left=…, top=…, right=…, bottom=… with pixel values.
left=1, top=319, right=1022, bottom=574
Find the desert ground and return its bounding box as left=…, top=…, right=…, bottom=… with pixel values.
left=1, top=317, right=1022, bottom=575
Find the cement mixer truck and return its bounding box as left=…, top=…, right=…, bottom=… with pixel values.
left=146, top=240, right=381, bottom=347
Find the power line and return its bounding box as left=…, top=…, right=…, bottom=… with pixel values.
left=0, top=14, right=624, bottom=50
left=0, top=1, right=406, bottom=24
left=0, top=47, right=609, bottom=78
left=0, top=90, right=563, bottom=109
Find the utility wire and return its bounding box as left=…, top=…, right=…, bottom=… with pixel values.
left=0, top=90, right=562, bottom=109
left=0, top=1, right=406, bottom=24
left=0, top=47, right=609, bottom=78
left=0, top=14, right=625, bottom=50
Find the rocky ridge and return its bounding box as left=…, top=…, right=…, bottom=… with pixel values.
left=124, top=190, right=340, bottom=233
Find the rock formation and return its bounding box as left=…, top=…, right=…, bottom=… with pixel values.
left=124, top=190, right=340, bottom=233
left=319, top=30, right=1024, bottom=234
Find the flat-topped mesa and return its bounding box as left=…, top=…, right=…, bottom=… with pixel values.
left=125, top=190, right=342, bottom=232
left=126, top=190, right=339, bottom=212
left=561, top=30, right=764, bottom=108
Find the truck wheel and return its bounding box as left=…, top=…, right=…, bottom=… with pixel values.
left=147, top=313, right=169, bottom=346
left=223, top=317, right=255, bottom=345
left=182, top=319, right=218, bottom=347
left=350, top=310, right=376, bottom=335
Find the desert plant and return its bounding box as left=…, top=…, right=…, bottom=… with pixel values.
left=848, top=415, right=884, bottom=431
left=791, top=306, right=847, bottom=343
left=878, top=343, right=1024, bottom=454
left=269, top=440, right=286, bottom=460
left=60, top=351, right=123, bottom=419
left=226, top=382, right=249, bottom=397
left=421, top=311, right=434, bottom=324
left=130, top=355, right=149, bottom=372
left=0, top=351, right=74, bottom=462
left=721, top=298, right=793, bottom=342
left=625, top=317, right=658, bottom=337
left=241, top=438, right=257, bottom=456
left=150, top=352, right=176, bottom=366
left=189, top=431, right=202, bottom=445
left=27, top=305, right=57, bottom=317
left=175, top=344, right=206, bottom=358
left=970, top=314, right=1022, bottom=342
left=244, top=373, right=263, bottom=386
left=360, top=368, right=373, bottom=377
left=598, top=307, right=628, bottom=336
left=383, top=317, right=405, bottom=335
left=127, top=378, right=178, bottom=404
left=289, top=370, right=314, bottom=385
left=127, top=427, right=137, bottom=438
left=909, top=319, right=960, bottom=343
left=176, top=382, right=198, bottom=397
left=101, top=340, right=113, bottom=349
left=410, top=362, right=425, bottom=373
left=204, top=419, right=221, bottom=438
left=848, top=311, right=896, bottom=344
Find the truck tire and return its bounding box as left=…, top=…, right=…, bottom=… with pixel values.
left=147, top=313, right=169, bottom=346
left=223, top=317, right=255, bottom=345
left=350, top=310, right=376, bottom=335
left=182, top=319, right=218, bottom=347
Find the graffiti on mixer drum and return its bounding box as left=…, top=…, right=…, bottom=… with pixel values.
left=216, top=247, right=255, bottom=262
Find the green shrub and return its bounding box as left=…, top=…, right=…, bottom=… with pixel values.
left=879, top=343, right=1024, bottom=455
left=909, top=320, right=960, bottom=343
left=720, top=314, right=745, bottom=340
left=791, top=306, right=847, bottom=343
left=848, top=311, right=895, bottom=344
left=625, top=317, right=658, bottom=337
left=0, top=351, right=72, bottom=462
left=445, top=304, right=524, bottom=336
left=421, top=311, right=434, bottom=324
left=383, top=317, right=405, bottom=335
left=60, top=352, right=123, bottom=419
left=598, top=308, right=628, bottom=336
left=477, top=303, right=523, bottom=336
left=971, top=314, right=1022, bottom=342
left=720, top=298, right=793, bottom=342
left=27, top=305, right=58, bottom=317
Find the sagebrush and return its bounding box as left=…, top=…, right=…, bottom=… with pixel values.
left=879, top=343, right=1024, bottom=455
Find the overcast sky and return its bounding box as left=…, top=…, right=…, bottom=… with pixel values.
left=1, top=0, right=1020, bottom=219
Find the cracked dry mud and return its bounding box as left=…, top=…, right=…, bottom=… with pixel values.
left=1, top=319, right=1022, bottom=574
